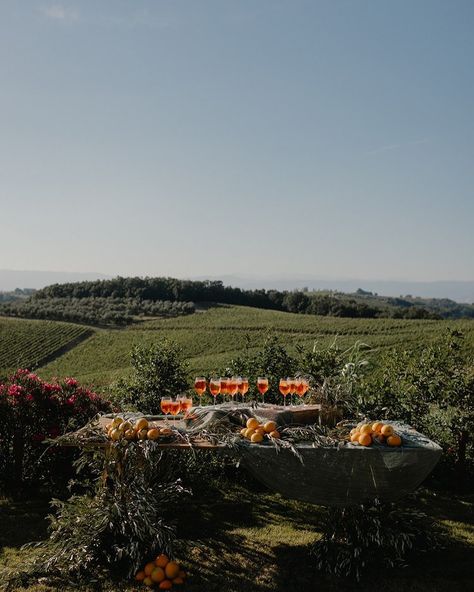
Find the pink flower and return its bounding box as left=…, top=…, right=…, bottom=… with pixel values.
left=65, top=378, right=78, bottom=388
left=26, top=394, right=34, bottom=402
left=8, top=385, right=24, bottom=397
left=67, top=395, right=76, bottom=405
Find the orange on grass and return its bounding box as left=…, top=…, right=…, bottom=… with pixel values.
left=358, top=433, right=372, bottom=447
left=246, top=417, right=259, bottom=430
left=350, top=431, right=360, bottom=443
left=372, top=422, right=383, bottom=433
left=144, top=562, right=156, bottom=576
left=135, top=417, right=149, bottom=431
left=269, top=430, right=280, bottom=439
left=155, top=554, right=169, bottom=568
left=387, top=434, right=402, bottom=447
left=173, top=577, right=185, bottom=584
left=381, top=424, right=394, bottom=437
left=263, top=421, right=277, bottom=433
left=159, top=581, right=173, bottom=590
left=151, top=567, right=165, bottom=583
left=251, top=432, right=264, bottom=443
left=135, top=570, right=146, bottom=581
left=143, top=577, right=154, bottom=587
left=359, top=424, right=372, bottom=435
left=165, top=561, right=180, bottom=579
left=147, top=428, right=160, bottom=440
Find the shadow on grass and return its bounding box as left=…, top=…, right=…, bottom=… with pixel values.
left=0, top=498, right=50, bottom=551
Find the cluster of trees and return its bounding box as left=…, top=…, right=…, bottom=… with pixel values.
left=0, top=297, right=194, bottom=326
left=32, top=276, right=443, bottom=320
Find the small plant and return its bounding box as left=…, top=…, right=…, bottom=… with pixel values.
left=311, top=498, right=440, bottom=581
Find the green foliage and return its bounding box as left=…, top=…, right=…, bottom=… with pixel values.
left=28, top=442, right=184, bottom=581
left=312, top=499, right=440, bottom=581
left=358, top=330, right=474, bottom=484
left=0, top=296, right=194, bottom=326
left=115, top=341, right=189, bottom=413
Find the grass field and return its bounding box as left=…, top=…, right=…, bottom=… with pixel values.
left=1, top=306, right=474, bottom=387
left=1, top=480, right=473, bottom=592
left=34, top=305, right=474, bottom=387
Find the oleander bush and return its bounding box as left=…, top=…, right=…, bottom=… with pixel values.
left=0, top=369, right=113, bottom=493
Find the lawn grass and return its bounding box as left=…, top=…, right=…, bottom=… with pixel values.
left=1, top=478, right=473, bottom=592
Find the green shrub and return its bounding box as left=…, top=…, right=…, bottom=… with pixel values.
left=114, top=341, right=189, bottom=414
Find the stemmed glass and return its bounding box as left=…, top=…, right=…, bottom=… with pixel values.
left=228, top=377, right=239, bottom=405
left=194, top=377, right=207, bottom=407
left=168, top=398, right=181, bottom=422
left=296, top=377, right=305, bottom=404
left=209, top=378, right=221, bottom=405
left=257, top=377, right=269, bottom=403
left=279, top=378, right=290, bottom=406
left=288, top=377, right=297, bottom=407
left=220, top=377, right=229, bottom=403
left=178, top=394, right=193, bottom=417
left=239, top=377, right=249, bottom=405
left=160, top=396, right=172, bottom=424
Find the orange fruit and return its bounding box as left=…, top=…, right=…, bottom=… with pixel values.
left=359, top=424, right=372, bottom=435
left=246, top=418, right=259, bottom=430
left=147, top=428, right=160, bottom=440
left=350, top=427, right=358, bottom=436
left=110, top=428, right=122, bottom=441
left=138, top=429, right=148, bottom=440
left=151, top=567, right=165, bottom=583
left=350, top=431, right=360, bottom=443
left=155, top=554, right=169, bottom=568
left=240, top=428, right=247, bottom=437
left=358, top=433, right=372, bottom=447
left=387, top=434, right=402, bottom=447
left=244, top=428, right=255, bottom=439
left=254, top=427, right=265, bottom=435
left=269, top=430, right=280, bottom=439
left=112, top=417, right=124, bottom=428
left=143, top=577, right=154, bottom=587
left=173, top=577, right=185, bottom=584
left=160, top=428, right=172, bottom=436
left=251, top=432, right=264, bottom=443
left=165, top=561, right=180, bottom=579
left=372, top=422, right=383, bottom=433
left=135, top=418, right=149, bottom=431
left=381, top=424, right=394, bottom=437
left=178, top=570, right=186, bottom=579
left=373, top=434, right=385, bottom=444
left=263, top=421, right=277, bottom=433
left=124, top=429, right=136, bottom=440
left=144, top=562, right=156, bottom=576
left=159, top=581, right=172, bottom=590
left=135, top=570, right=146, bottom=581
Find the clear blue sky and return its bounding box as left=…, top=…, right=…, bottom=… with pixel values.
left=1, top=0, right=473, bottom=281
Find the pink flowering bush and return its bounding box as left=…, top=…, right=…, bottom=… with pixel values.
left=0, top=369, right=114, bottom=492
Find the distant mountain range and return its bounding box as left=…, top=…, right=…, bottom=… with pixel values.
left=1, top=270, right=473, bottom=304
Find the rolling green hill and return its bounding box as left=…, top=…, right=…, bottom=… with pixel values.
left=24, top=305, right=474, bottom=388
left=0, top=317, right=92, bottom=378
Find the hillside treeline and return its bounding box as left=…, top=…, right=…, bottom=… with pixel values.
left=0, top=296, right=195, bottom=326
left=31, top=277, right=441, bottom=320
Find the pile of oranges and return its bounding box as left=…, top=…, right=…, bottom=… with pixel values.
left=240, top=418, right=280, bottom=443
left=105, top=417, right=173, bottom=442
left=135, top=554, right=186, bottom=589
left=349, top=422, right=402, bottom=447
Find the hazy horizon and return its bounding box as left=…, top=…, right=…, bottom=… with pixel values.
left=1, top=1, right=473, bottom=281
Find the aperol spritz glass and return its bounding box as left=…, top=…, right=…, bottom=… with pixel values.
left=209, top=377, right=221, bottom=405
left=279, top=378, right=290, bottom=406
left=194, top=377, right=207, bottom=407
left=257, top=377, right=269, bottom=402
